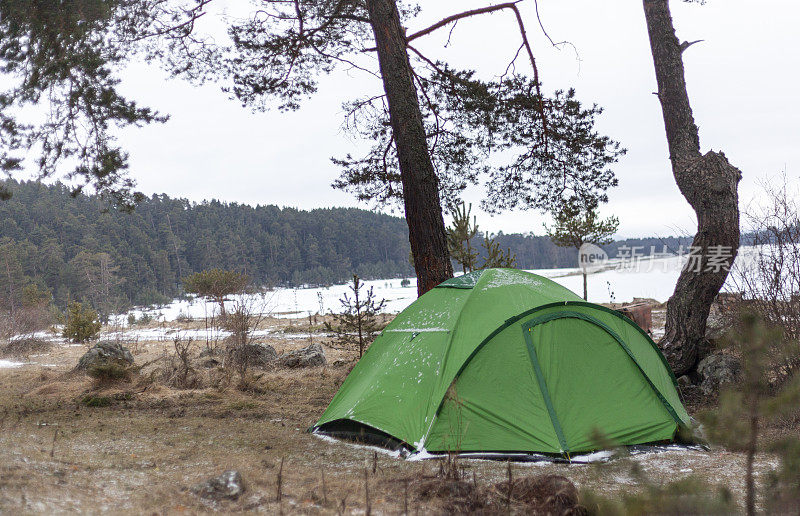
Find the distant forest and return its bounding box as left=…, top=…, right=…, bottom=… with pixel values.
left=0, top=180, right=692, bottom=310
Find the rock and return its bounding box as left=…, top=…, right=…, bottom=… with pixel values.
left=697, top=352, right=741, bottom=395
left=229, top=343, right=277, bottom=368
left=677, top=375, right=693, bottom=389
left=705, top=311, right=731, bottom=340
left=75, top=341, right=134, bottom=371
left=191, top=470, right=245, bottom=500
left=278, top=342, right=326, bottom=368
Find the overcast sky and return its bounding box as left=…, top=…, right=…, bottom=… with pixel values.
left=21, top=0, right=800, bottom=238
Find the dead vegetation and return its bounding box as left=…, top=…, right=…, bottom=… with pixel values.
left=0, top=314, right=794, bottom=514
left=0, top=336, right=53, bottom=358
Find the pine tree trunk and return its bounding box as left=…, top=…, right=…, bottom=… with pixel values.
left=643, top=0, right=742, bottom=376
left=365, top=0, right=453, bottom=296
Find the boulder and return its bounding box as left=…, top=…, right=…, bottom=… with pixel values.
left=677, top=375, right=693, bottom=389
left=191, top=470, right=245, bottom=500
left=697, top=353, right=741, bottom=395
left=229, top=343, right=277, bottom=368
left=75, top=341, right=134, bottom=371
left=278, top=342, right=326, bottom=368
left=705, top=311, right=733, bottom=341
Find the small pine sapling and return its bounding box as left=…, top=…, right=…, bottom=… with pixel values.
left=479, top=234, right=517, bottom=269
left=325, top=275, right=386, bottom=358
left=546, top=205, right=618, bottom=300
left=62, top=301, right=102, bottom=343
left=447, top=201, right=517, bottom=272
left=700, top=312, right=800, bottom=515
left=446, top=203, right=479, bottom=273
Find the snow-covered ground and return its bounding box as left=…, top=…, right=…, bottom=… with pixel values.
left=0, top=246, right=759, bottom=366
left=536, top=253, right=690, bottom=303
left=114, top=249, right=745, bottom=325
left=113, top=277, right=419, bottom=326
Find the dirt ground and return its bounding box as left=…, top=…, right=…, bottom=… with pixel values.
left=0, top=315, right=790, bottom=514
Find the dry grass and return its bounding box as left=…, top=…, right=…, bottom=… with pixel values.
left=0, top=337, right=53, bottom=358
left=0, top=317, right=791, bottom=514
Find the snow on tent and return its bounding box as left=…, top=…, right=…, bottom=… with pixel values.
left=312, top=268, right=690, bottom=459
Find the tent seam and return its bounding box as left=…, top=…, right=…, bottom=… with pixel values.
left=425, top=302, right=689, bottom=447
left=523, top=311, right=685, bottom=428
left=523, top=326, right=570, bottom=453
left=418, top=270, right=488, bottom=449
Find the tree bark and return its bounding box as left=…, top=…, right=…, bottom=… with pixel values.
left=643, top=0, right=742, bottom=375
left=364, top=0, right=453, bottom=296
left=582, top=272, right=587, bottom=301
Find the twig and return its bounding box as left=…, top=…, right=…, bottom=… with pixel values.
left=276, top=456, right=284, bottom=503
left=403, top=1, right=549, bottom=148
left=49, top=427, right=59, bottom=458
left=321, top=467, right=328, bottom=504
left=533, top=0, right=581, bottom=58
left=680, top=39, right=704, bottom=53
left=364, top=466, right=371, bottom=516
left=506, top=460, right=513, bottom=513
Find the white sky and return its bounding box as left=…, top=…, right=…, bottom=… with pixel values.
left=16, top=0, right=800, bottom=238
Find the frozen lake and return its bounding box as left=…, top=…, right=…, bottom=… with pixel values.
left=117, top=247, right=754, bottom=325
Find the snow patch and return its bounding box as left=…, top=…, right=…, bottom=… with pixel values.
left=384, top=328, right=449, bottom=333
left=108, top=247, right=763, bottom=325
left=481, top=269, right=543, bottom=291
left=311, top=431, right=403, bottom=459
left=568, top=450, right=615, bottom=463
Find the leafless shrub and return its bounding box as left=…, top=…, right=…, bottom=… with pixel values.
left=221, top=294, right=273, bottom=378
left=174, top=335, right=194, bottom=383
left=128, top=336, right=142, bottom=355
left=0, top=337, right=52, bottom=358
left=156, top=335, right=200, bottom=389
left=729, top=173, right=800, bottom=384
left=419, top=472, right=586, bottom=514
left=0, top=302, right=54, bottom=342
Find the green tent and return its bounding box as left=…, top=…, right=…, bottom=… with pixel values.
left=313, top=269, right=689, bottom=458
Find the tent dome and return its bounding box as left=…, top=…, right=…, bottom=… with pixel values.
left=313, top=269, right=689, bottom=457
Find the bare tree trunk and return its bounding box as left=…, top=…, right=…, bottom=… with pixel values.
left=365, top=0, right=453, bottom=296
left=643, top=0, right=742, bottom=376
left=582, top=272, right=587, bottom=301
